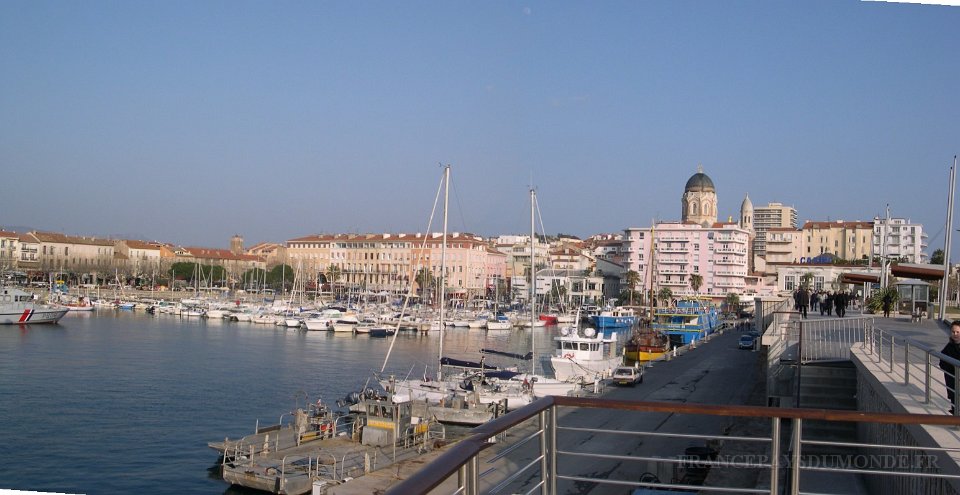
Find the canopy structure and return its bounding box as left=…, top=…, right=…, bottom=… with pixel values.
left=891, top=263, right=945, bottom=282
left=839, top=273, right=880, bottom=285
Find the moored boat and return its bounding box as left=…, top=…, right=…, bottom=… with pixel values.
left=652, top=299, right=720, bottom=347
left=588, top=306, right=638, bottom=330
left=0, top=288, right=69, bottom=324
left=624, top=327, right=670, bottom=362
left=550, top=322, right=623, bottom=383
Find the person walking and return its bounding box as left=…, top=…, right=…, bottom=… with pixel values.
left=810, top=291, right=820, bottom=313
left=835, top=290, right=846, bottom=318
left=882, top=290, right=894, bottom=318
left=823, top=291, right=834, bottom=317
left=940, top=321, right=960, bottom=415
left=797, top=286, right=810, bottom=319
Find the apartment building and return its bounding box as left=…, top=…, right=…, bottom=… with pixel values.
left=801, top=221, right=874, bottom=262
left=751, top=202, right=798, bottom=259
left=286, top=232, right=504, bottom=297
left=765, top=227, right=803, bottom=265
left=0, top=231, right=18, bottom=272
left=27, top=231, right=117, bottom=275
left=873, top=217, right=928, bottom=263
left=621, top=221, right=751, bottom=301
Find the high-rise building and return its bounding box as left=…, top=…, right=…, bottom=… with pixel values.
left=751, top=202, right=797, bottom=260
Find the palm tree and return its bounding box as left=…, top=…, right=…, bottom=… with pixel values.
left=624, top=270, right=640, bottom=306
left=725, top=292, right=741, bottom=316
left=657, top=287, right=673, bottom=307
left=415, top=267, right=434, bottom=302
left=689, top=274, right=703, bottom=297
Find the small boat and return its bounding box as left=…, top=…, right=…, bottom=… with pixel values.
left=0, top=287, right=69, bottom=324
left=61, top=295, right=95, bottom=312
left=538, top=314, right=559, bottom=325
left=624, top=327, right=670, bottom=362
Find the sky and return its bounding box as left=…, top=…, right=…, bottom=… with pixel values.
left=1, top=1, right=958, bottom=256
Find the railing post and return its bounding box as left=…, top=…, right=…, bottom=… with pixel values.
left=539, top=409, right=550, bottom=495
left=876, top=328, right=881, bottom=363
left=926, top=352, right=932, bottom=404
left=549, top=405, right=558, bottom=495
left=458, top=463, right=466, bottom=493
left=790, top=418, right=802, bottom=495
left=889, top=335, right=895, bottom=373
left=465, top=453, right=479, bottom=495
left=904, top=341, right=910, bottom=385
left=769, top=417, right=780, bottom=495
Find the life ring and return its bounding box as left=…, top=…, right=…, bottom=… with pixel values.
left=563, top=353, right=574, bottom=359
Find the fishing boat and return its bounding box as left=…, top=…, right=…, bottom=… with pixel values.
left=652, top=299, right=720, bottom=347
left=0, top=287, right=69, bottom=324
left=550, top=322, right=623, bottom=384
left=624, top=327, right=670, bottom=362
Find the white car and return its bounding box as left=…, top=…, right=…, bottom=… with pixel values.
left=611, top=366, right=643, bottom=386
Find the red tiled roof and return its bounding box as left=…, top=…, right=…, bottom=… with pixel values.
left=802, top=221, right=873, bottom=230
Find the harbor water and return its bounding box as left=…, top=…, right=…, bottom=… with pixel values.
left=0, top=311, right=563, bottom=494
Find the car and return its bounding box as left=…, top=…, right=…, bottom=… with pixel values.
left=611, top=366, right=643, bottom=386
left=738, top=334, right=756, bottom=350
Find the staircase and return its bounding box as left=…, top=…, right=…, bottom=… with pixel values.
left=798, top=362, right=859, bottom=456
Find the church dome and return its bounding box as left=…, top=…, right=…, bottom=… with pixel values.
left=684, top=171, right=715, bottom=192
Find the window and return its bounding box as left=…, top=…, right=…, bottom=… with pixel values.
left=814, top=276, right=824, bottom=290
left=784, top=275, right=796, bottom=291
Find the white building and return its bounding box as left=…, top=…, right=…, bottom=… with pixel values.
left=872, top=217, right=928, bottom=263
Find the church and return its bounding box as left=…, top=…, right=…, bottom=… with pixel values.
left=619, top=167, right=762, bottom=303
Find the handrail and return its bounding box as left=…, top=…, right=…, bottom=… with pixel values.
left=386, top=395, right=960, bottom=495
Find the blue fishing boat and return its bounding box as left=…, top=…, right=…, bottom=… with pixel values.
left=652, top=299, right=720, bottom=347
left=588, top=307, right=638, bottom=330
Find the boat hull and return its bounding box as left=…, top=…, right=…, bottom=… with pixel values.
left=0, top=307, right=69, bottom=324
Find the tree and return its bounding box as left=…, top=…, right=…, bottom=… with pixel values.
left=657, top=287, right=673, bottom=306
left=725, top=292, right=741, bottom=316
left=689, top=274, right=703, bottom=297
left=414, top=267, right=434, bottom=301
left=800, top=272, right=814, bottom=289
left=623, top=270, right=640, bottom=306
left=932, top=249, right=945, bottom=266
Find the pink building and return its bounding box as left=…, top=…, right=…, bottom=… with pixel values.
left=621, top=221, right=751, bottom=302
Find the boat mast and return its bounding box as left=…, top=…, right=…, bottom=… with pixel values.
left=530, top=187, right=537, bottom=376
left=437, top=165, right=450, bottom=381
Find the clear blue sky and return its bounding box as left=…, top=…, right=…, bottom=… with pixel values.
left=1, top=1, right=958, bottom=256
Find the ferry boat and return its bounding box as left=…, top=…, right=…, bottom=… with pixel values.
left=588, top=307, right=638, bottom=330
left=652, top=299, right=720, bottom=347
left=550, top=324, right=623, bottom=383
left=0, top=287, right=69, bottom=324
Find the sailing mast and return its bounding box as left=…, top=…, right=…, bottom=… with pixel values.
left=437, top=165, right=450, bottom=381
left=530, top=188, right=537, bottom=376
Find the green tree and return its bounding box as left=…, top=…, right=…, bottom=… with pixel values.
left=725, top=292, right=741, bottom=316
left=689, top=274, right=703, bottom=296
left=657, top=287, right=673, bottom=306
left=800, top=272, right=814, bottom=289
left=623, top=270, right=640, bottom=306
left=931, top=249, right=945, bottom=266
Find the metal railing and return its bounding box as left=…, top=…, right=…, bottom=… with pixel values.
left=861, top=323, right=960, bottom=416
left=386, top=396, right=960, bottom=495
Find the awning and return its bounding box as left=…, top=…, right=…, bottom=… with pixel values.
left=891, top=263, right=945, bottom=281
left=840, top=273, right=880, bottom=284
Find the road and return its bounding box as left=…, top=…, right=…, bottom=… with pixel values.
left=482, top=323, right=765, bottom=494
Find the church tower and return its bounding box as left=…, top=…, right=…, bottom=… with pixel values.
left=230, top=234, right=244, bottom=255
left=681, top=165, right=718, bottom=227
left=740, top=193, right=753, bottom=232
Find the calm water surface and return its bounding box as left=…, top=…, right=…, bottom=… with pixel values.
left=0, top=311, right=556, bottom=495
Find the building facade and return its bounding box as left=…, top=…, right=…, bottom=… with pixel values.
left=622, top=221, right=751, bottom=302
left=680, top=166, right=718, bottom=228
left=872, top=217, right=928, bottom=263
left=801, top=221, right=874, bottom=262
left=750, top=202, right=798, bottom=261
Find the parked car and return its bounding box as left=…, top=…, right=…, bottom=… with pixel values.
left=738, top=334, right=756, bottom=350
left=611, top=366, right=643, bottom=386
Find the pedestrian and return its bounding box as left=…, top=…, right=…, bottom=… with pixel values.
left=838, top=291, right=847, bottom=317
left=940, top=321, right=960, bottom=415
left=882, top=290, right=893, bottom=318
left=810, top=291, right=820, bottom=313
left=797, top=286, right=809, bottom=319
left=834, top=291, right=844, bottom=318
left=823, top=291, right=834, bottom=317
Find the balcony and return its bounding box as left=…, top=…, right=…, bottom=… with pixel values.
left=714, top=246, right=746, bottom=254
left=714, top=258, right=742, bottom=265
left=714, top=235, right=747, bottom=244
left=659, top=279, right=687, bottom=286
left=658, top=246, right=690, bottom=254
left=657, top=268, right=687, bottom=275
left=658, top=236, right=689, bottom=242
